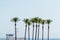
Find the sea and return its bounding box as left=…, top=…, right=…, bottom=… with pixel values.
left=0, top=38, right=60, bottom=40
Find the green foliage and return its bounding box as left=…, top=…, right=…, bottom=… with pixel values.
left=11, top=17, right=20, bottom=22
left=11, top=17, right=52, bottom=25
left=46, top=19, right=52, bottom=24
left=30, top=18, right=35, bottom=23
left=38, top=18, right=42, bottom=23
left=23, top=18, right=31, bottom=26
left=41, top=20, right=46, bottom=24
left=30, top=17, right=42, bottom=23
left=33, top=17, right=39, bottom=23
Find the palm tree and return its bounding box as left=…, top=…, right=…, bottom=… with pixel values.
left=41, top=20, right=45, bottom=40
left=23, top=19, right=28, bottom=40
left=23, top=19, right=31, bottom=40
left=46, top=19, right=52, bottom=40
left=11, top=17, right=20, bottom=40
left=34, top=17, right=39, bottom=40
left=28, top=21, right=31, bottom=40
left=37, top=18, right=42, bottom=40
left=30, top=18, right=35, bottom=40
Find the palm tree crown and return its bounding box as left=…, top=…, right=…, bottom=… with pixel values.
left=33, top=17, right=39, bottom=23
left=23, top=19, right=31, bottom=26
left=30, top=18, right=35, bottom=23
left=46, top=19, right=52, bottom=24
left=11, top=17, right=20, bottom=22
left=38, top=18, right=42, bottom=24
left=41, top=20, right=46, bottom=24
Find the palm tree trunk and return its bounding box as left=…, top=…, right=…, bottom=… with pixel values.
left=28, top=26, right=30, bottom=40
left=32, top=23, right=34, bottom=40
left=15, top=22, right=17, bottom=40
left=37, top=24, right=40, bottom=40
left=42, top=24, right=44, bottom=40
left=48, top=24, right=49, bottom=40
left=35, top=23, right=37, bottom=40
left=24, top=25, right=27, bottom=40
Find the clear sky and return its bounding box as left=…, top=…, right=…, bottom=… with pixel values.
left=0, top=0, right=60, bottom=39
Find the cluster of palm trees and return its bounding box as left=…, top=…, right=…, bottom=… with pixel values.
left=11, top=17, right=52, bottom=40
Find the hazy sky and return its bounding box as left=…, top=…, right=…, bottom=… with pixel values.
left=0, top=0, right=60, bottom=38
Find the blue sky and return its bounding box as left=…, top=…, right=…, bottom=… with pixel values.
left=0, top=0, right=60, bottom=38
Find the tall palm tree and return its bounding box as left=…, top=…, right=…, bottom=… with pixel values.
left=37, top=18, right=42, bottom=40
left=41, top=20, right=45, bottom=40
left=23, top=19, right=28, bottom=40
left=11, top=17, right=20, bottom=40
left=30, top=18, right=35, bottom=40
left=28, top=21, right=31, bottom=40
left=34, top=17, right=39, bottom=40
left=46, top=19, right=52, bottom=40
left=23, top=19, right=31, bottom=40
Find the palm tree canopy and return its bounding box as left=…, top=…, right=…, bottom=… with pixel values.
left=33, top=17, right=39, bottom=23
left=28, top=21, right=31, bottom=26
left=41, top=20, right=46, bottom=24
left=38, top=18, right=42, bottom=23
left=30, top=18, right=35, bottom=23
left=23, top=19, right=31, bottom=26
left=31, top=17, right=42, bottom=24
left=11, top=17, right=20, bottom=23
left=46, top=19, right=52, bottom=24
